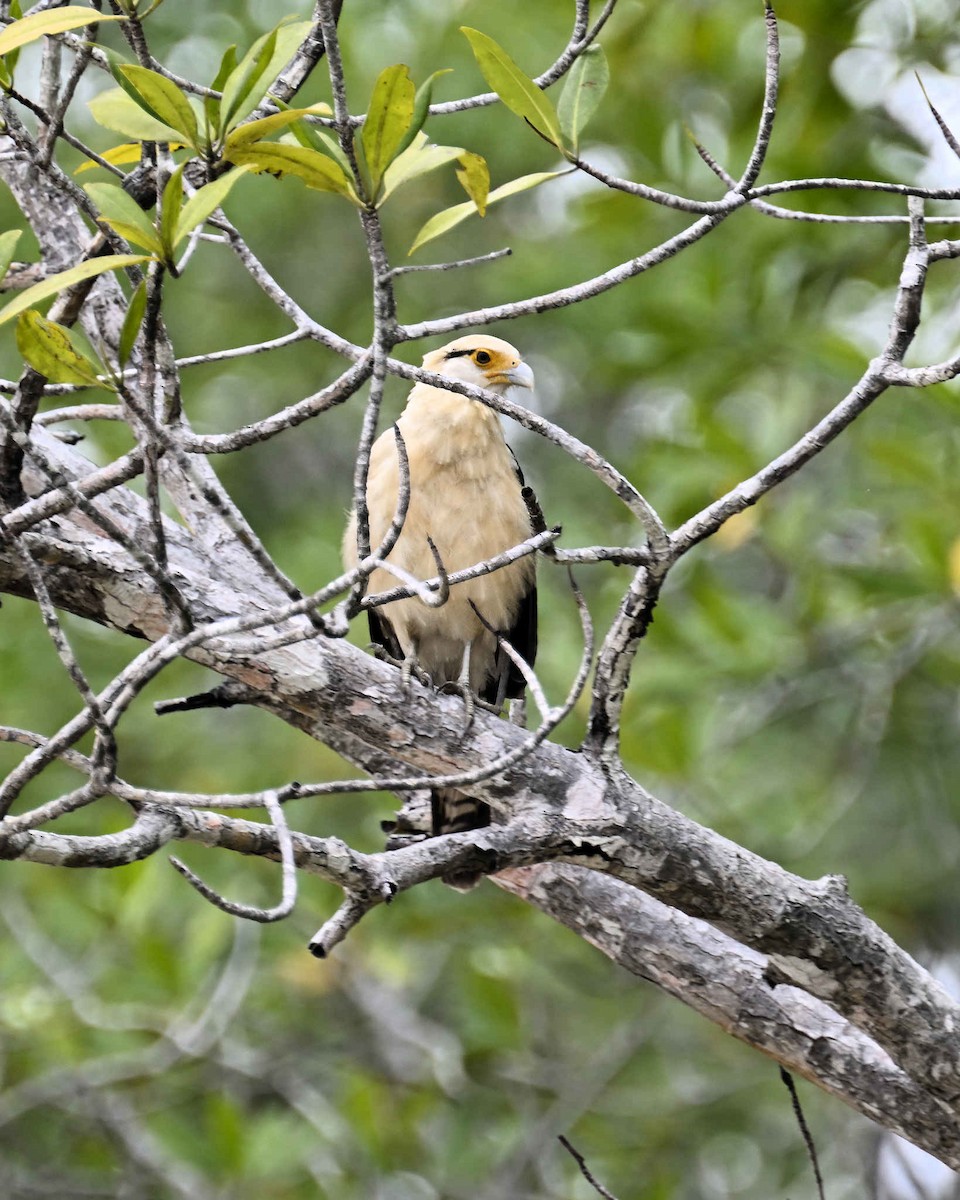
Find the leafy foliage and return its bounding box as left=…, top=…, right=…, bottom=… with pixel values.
left=1, top=1, right=959, bottom=1198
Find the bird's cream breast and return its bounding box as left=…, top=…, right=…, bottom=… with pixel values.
left=344, top=387, right=534, bottom=653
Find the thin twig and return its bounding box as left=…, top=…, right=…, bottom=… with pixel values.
left=557, top=1136, right=621, bottom=1200
left=669, top=198, right=928, bottom=558
left=779, top=1068, right=826, bottom=1200
left=387, top=248, right=512, bottom=277
left=386, top=358, right=668, bottom=553
left=169, top=791, right=297, bottom=923
left=37, top=21, right=98, bottom=169
left=428, top=0, right=619, bottom=118
left=736, top=0, right=780, bottom=192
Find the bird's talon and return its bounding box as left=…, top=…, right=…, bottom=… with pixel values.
left=370, top=644, right=401, bottom=668
left=400, top=655, right=431, bottom=692
left=439, top=680, right=486, bottom=731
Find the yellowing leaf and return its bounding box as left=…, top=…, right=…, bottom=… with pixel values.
left=409, top=170, right=562, bottom=255
left=16, top=310, right=108, bottom=388
left=0, top=229, right=22, bottom=285
left=362, top=64, right=415, bottom=195
left=0, top=8, right=124, bottom=58
left=456, top=151, right=489, bottom=215
left=84, top=181, right=162, bottom=254
left=224, top=104, right=332, bottom=152
left=949, top=536, right=960, bottom=596
left=379, top=132, right=463, bottom=205
left=89, top=87, right=184, bottom=143
left=116, top=64, right=200, bottom=147
left=461, top=27, right=563, bottom=147
left=0, top=254, right=150, bottom=325
left=75, top=142, right=155, bottom=174
left=225, top=142, right=360, bottom=204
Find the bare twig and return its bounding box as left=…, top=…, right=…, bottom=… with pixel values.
left=387, top=247, right=512, bottom=277
left=429, top=0, right=619, bottom=118
left=169, top=791, right=297, bottom=923
left=780, top=1068, right=827, bottom=1200
left=558, top=1136, right=621, bottom=1200
left=387, top=357, right=668, bottom=552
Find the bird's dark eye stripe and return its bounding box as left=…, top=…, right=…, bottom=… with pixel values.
left=443, top=349, right=472, bottom=360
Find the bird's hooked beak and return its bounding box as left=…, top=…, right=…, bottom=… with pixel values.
left=504, top=360, right=535, bottom=391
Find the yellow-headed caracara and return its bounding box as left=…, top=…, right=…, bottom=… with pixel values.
left=343, top=335, right=537, bottom=889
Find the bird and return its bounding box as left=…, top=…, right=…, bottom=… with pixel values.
left=342, top=334, right=538, bottom=889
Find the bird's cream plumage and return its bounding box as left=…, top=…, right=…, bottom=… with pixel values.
left=343, top=334, right=536, bottom=696
left=343, top=335, right=538, bottom=888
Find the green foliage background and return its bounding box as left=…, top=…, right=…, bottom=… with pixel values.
left=2, top=1, right=959, bottom=1196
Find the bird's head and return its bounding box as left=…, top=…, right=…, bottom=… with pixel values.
left=423, top=334, right=534, bottom=394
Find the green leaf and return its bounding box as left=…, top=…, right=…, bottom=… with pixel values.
left=361, top=64, right=415, bottom=197
left=0, top=229, right=22, bottom=286
left=83, top=181, right=163, bottom=255
left=116, top=64, right=200, bottom=147
left=460, top=27, right=563, bottom=148
left=89, top=87, right=184, bottom=143
left=395, top=69, right=452, bottom=158
left=290, top=127, right=353, bottom=176
left=0, top=254, right=150, bottom=326
left=557, top=44, right=609, bottom=150
left=16, top=310, right=108, bottom=388
left=409, top=170, right=563, bottom=255
left=220, top=26, right=277, bottom=133
left=172, top=164, right=252, bottom=250
left=159, top=164, right=183, bottom=260
left=205, top=43, right=236, bottom=139
left=0, top=8, right=124, bottom=58
left=379, top=132, right=463, bottom=205
left=104, top=46, right=146, bottom=97
left=455, top=151, right=489, bottom=215
left=219, top=19, right=312, bottom=132
left=118, top=280, right=147, bottom=368
left=224, top=142, right=360, bottom=204
left=223, top=104, right=332, bottom=152
left=285, top=114, right=324, bottom=153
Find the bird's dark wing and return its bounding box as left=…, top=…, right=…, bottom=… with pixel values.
left=480, top=445, right=540, bottom=706
left=367, top=607, right=402, bottom=661
left=508, top=443, right=552, bottom=546
left=498, top=580, right=537, bottom=702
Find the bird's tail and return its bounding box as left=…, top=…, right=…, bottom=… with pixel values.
left=431, top=788, right=490, bottom=891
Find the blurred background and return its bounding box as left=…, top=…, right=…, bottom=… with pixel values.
left=2, top=0, right=960, bottom=1195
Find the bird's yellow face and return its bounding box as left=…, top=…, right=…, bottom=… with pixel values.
left=423, top=334, right=535, bottom=394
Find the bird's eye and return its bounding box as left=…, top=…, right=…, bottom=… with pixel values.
left=474, top=350, right=492, bottom=365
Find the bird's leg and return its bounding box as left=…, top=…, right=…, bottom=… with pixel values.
left=455, top=641, right=476, bottom=729
left=438, top=641, right=499, bottom=729
left=401, top=636, right=433, bottom=692
left=370, top=642, right=432, bottom=691
left=437, top=641, right=476, bottom=728
left=508, top=696, right=528, bottom=728
left=442, top=643, right=477, bottom=731
left=400, top=648, right=432, bottom=692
